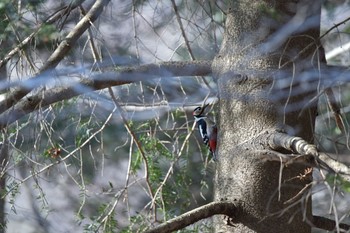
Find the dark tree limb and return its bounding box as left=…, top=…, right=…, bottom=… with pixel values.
left=312, top=215, right=350, bottom=231
left=0, top=0, right=111, bottom=114
left=141, top=199, right=350, bottom=233
left=143, top=201, right=237, bottom=233
left=170, top=0, right=213, bottom=91
left=0, top=60, right=212, bottom=129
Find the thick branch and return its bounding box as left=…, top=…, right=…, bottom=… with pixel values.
left=143, top=200, right=350, bottom=233
left=0, top=60, right=212, bottom=129
left=0, top=0, right=110, bottom=114
left=266, top=130, right=318, bottom=156
left=317, top=153, right=350, bottom=181
left=312, top=215, right=350, bottom=231
left=255, top=130, right=350, bottom=181
left=144, top=201, right=237, bottom=233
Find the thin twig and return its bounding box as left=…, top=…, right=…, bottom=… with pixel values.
left=83, top=15, right=156, bottom=221
left=2, top=106, right=116, bottom=198
left=325, top=88, right=346, bottom=134
left=0, top=0, right=86, bottom=69
left=108, top=88, right=156, bottom=219
left=0, top=0, right=111, bottom=114
left=170, top=0, right=213, bottom=92
left=319, top=16, right=350, bottom=40
left=149, top=120, right=196, bottom=211
left=284, top=182, right=313, bottom=205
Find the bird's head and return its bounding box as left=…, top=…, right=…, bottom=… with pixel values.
left=193, top=104, right=209, bottom=117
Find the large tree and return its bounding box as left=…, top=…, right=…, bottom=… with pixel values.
left=213, top=0, right=321, bottom=232
left=147, top=1, right=350, bottom=232
left=1, top=0, right=350, bottom=232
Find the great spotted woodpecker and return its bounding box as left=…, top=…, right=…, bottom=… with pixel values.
left=193, top=104, right=217, bottom=161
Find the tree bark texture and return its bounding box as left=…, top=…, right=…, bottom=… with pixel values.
left=212, top=1, right=322, bottom=232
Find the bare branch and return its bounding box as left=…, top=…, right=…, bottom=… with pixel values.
left=108, top=88, right=156, bottom=218
left=170, top=0, right=195, bottom=60
left=325, top=88, right=346, bottom=134
left=0, top=0, right=86, bottom=69
left=144, top=201, right=237, bottom=233
left=318, top=153, right=350, bottom=181
left=0, top=0, right=111, bottom=114
left=319, top=16, right=350, bottom=40
left=0, top=60, right=212, bottom=129
left=170, top=0, right=213, bottom=91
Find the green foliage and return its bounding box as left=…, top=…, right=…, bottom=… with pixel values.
left=0, top=0, right=14, bottom=42
left=326, top=174, right=350, bottom=193
left=100, top=206, right=118, bottom=233
left=128, top=116, right=211, bottom=231
left=26, top=0, right=44, bottom=11
left=75, top=119, right=91, bottom=147
left=0, top=1, right=223, bottom=231
left=0, top=0, right=57, bottom=56
left=131, top=120, right=171, bottom=175
left=83, top=220, right=99, bottom=233
left=6, top=180, right=20, bottom=215
left=82, top=203, right=118, bottom=233
left=37, top=24, right=59, bottom=44
left=132, top=125, right=171, bottom=188
left=120, top=215, right=148, bottom=233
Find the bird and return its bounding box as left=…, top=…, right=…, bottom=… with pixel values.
left=193, top=104, right=217, bottom=161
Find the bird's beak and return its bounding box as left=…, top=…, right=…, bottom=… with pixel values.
left=202, top=103, right=209, bottom=110
left=200, top=103, right=209, bottom=115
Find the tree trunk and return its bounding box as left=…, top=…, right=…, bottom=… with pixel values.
left=212, top=1, right=322, bottom=232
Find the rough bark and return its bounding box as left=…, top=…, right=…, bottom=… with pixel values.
left=212, top=1, right=322, bottom=232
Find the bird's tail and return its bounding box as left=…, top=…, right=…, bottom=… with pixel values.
left=211, top=151, right=217, bottom=161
